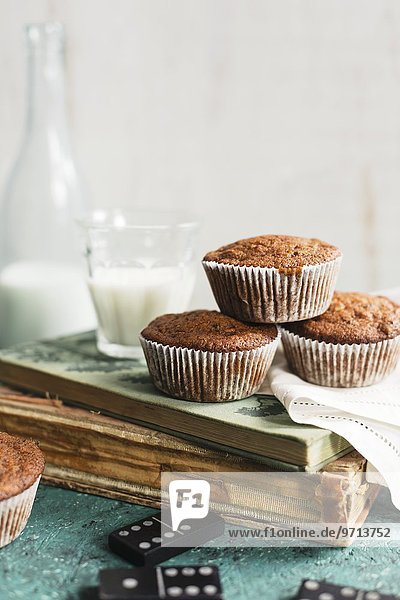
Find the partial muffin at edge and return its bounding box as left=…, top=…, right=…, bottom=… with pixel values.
left=280, top=291, right=400, bottom=388
left=0, top=432, right=45, bottom=501
left=0, top=432, right=45, bottom=548
left=282, top=291, right=400, bottom=344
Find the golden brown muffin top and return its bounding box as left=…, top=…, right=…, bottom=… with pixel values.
left=141, top=310, right=278, bottom=352
left=203, top=234, right=341, bottom=271
left=0, top=432, right=45, bottom=500
left=283, top=292, right=400, bottom=344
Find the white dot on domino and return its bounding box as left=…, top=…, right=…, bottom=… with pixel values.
left=152, top=537, right=162, bottom=544
left=139, top=542, right=151, bottom=550
left=182, top=568, right=196, bottom=576
left=199, top=567, right=213, bottom=576
left=203, top=585, right=218, bottom=595
left=118, top=530, right=129, bottom=536
left=340, top=588, right=356, bottom=597
left=165, top=568, right=179, bottom=577
left=143, top=520, right=153, bottom=526
left=122, top=578, right=138, bottom=589
left=164, top=532, right=175, bottom=538
left=185, top=585, right=200, bottom=596
left=131, top=525, right=141, bottom=532
left=319, top=594, right=334, bottom=600
left=167, top=586, right=183, bottom=597
left=304, top=581, right=320, bottom=591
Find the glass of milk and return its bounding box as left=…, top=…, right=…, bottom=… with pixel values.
left=78, top=209, right=199, bottom=359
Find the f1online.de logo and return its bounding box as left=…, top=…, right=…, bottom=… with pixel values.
left=169, top=480, right=211, bottom=531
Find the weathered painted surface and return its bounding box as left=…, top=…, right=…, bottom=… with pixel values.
left=0, top=485, right=399, bottom=599
left=3, top=1, right=400, bottom=302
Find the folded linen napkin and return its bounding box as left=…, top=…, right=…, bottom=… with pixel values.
left=264, top=348, right=400, bottom=510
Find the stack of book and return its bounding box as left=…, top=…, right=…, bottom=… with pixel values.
left=0, top=332, right=378, bottom=534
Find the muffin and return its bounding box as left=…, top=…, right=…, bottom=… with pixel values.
left=0, top=432, right=45, bottom=547
left=203, top=234, right=342, bottom=323
left=140, top=310, right=279, bottom=402
left=280, top=291, right=400, bottom=387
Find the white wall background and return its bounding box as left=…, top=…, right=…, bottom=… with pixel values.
left=1, top=0, right=400, bottom=307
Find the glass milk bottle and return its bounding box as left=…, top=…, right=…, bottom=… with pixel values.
left=0, top=22, right=95, bottom=347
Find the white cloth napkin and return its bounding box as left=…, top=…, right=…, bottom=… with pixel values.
left=261, top=286, right=400, bottom=510
left=264, top=349, right=400, bottom=510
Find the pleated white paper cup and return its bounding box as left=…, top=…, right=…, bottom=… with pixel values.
left=0, top=475, right=41, bottom=548
left=280, top=327, right=400, bottom=388
left=202, top=256, right=342, bottom=323
left=140, top=332, right=280, bottom=402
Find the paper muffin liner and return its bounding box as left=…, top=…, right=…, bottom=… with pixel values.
left=280, top=327, right=400, bottom=388
left=202, top=256, right=342, bottom=323
left=140, top=332, right=280, bottom=402
left=0, top=475, right=41, bottom=548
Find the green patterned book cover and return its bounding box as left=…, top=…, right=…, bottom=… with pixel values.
left=0, top=332, right=351, bottom=470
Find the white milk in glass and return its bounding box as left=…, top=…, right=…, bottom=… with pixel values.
left=0, top=261, right=96, bottom=347
left=88, top=266, right=195, bottom=347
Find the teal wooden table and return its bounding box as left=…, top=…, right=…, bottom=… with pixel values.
left=1, top=484, right=400, bottom=600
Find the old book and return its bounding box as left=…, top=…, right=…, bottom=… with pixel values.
left=0, top=332, right=351, bottom=470
left=43, top=464, right=378, bottom=545
left=0, top=384, right=377, bottom=533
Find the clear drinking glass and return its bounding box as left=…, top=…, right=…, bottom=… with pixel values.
left=79, top=209, right=199, bottom=359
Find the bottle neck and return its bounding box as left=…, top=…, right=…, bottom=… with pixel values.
left=25, top=46, right=69, bottom=140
